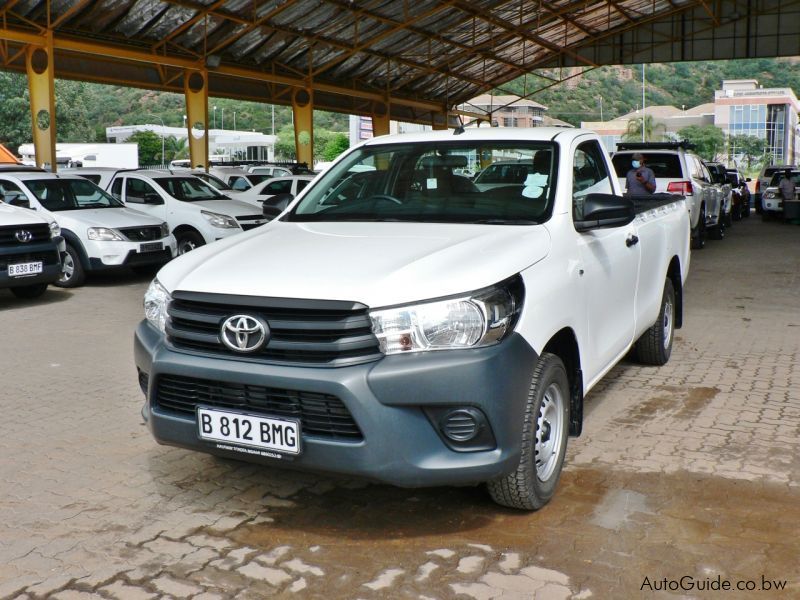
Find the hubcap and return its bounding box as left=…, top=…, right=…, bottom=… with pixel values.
left=178, top=239, right=197, bottom=255
left=663, top=296, right=674, bottom=350
left=59, top=253, right=74, bottom=283
left=535, top=383, right=565, bottom=481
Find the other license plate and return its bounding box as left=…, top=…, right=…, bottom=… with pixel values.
left=140, top=242, right=163, bottom=252
left=8, top=261, right=43, bottom=277
left=197, top=407, right=301, bottom=455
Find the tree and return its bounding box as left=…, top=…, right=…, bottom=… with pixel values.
left=678, top=125, right=726, bottom=161
left=623, top=114, right=667, bottom=142
left=0, top=72, right=31, bottom=155
left=274, top=124, right=296, bottom=160
left=128, top=130, right=164, bottom=165
left=728, top=134, right=767, bottom=173
left=322, top=133, right=350, bottom=161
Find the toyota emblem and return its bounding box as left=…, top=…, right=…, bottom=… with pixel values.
left=15, top=230, right=33, bottom=243
left=220, top=315, right=269, bottom=353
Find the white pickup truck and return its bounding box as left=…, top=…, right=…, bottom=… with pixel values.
left=135, top=128, right=690, bottom=510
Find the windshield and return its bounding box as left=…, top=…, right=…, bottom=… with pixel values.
left=154, top=177, right=229, bottom=201
left=26, top=178, right=123, bottom=211
left=196, top=173, right=233, bottom=191
left=246, top=174, right=270, bottom=185
left=288, top=142, right=558, bottom=224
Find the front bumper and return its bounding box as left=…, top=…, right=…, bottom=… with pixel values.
left=135, top=322, right=538, bottom=487
left=87, top=236, right=177, bottom=270
left=0, top=237, right=63, bottom=288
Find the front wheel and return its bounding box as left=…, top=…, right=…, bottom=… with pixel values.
left=54, top=244, right=86, bottom=288
left=10, top=283, right=48, bottom=299
left=176, top=231, right=205, bottom=255
left=633, top=278, right=675, bottom=365
left=487, top=353, right=570, bottom=510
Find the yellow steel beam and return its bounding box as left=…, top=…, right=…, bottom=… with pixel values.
left=184, top=69, right=209, bottom=169
left=25, top=37, right=56, bottom=171
left=292, top=88, right=314, bottom=168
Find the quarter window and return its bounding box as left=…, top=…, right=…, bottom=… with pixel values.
left=572, top=141, right=612, bottom=220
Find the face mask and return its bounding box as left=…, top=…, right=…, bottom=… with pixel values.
left=632, top=160, right=641, bottom=168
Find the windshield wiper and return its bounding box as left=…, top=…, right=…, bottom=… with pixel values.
left=466, top=218, right=537, bottom=225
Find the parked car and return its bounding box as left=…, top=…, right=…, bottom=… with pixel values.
left=613, top=141, right=722, bottom=248
left=189, top=170, right=242, bottom=196
left=761, top=169, right=800, bottom=220
left=208, top=167, right=270, bottom=191
left=703, top=161, right=733, bottom=228
left=234, top=175, right=315, bottom=208
left=135, top=127, right=690, bottom=511
left=0, top=171, right=175, bottom=287
left=0, top=193, right=64, bottom=298
left=106, top=170, right=266, bottom=254
left=246, top=165, right=292, bottom=178
left=726, top=169, right=751, bottom=220
left=755, top=164, right=793, bottom=214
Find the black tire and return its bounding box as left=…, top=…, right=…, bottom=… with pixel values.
left=10, top=283, right=48, bottom=299
left=175, top=231, right=205, bottom=255
left=742, top=201, right=750, bottom=218
left=690, top=207, right=706, bottom=249
left=54, top=244, right=86, bottom=288
left=634, top=278, right=675, bottom=366
left=709, top=218, right=725, bottom=240
left=732, top=200, right=742, bottom=222
left=487, top=353, right=570, bottom=511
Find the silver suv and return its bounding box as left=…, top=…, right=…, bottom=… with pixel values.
left=613, top=142, right=722, bottom=249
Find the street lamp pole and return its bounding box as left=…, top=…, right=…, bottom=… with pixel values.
left=213, top=106, right=217, bottom=129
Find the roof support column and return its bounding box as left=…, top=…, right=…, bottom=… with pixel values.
left=184, top=70, right=209, bottom=170
left=25, top=37, right=57, bottom=172
left=372, top=101, right=390, bottom=137
left=292, top=88, right=314, bottom=169
left=432, top=112, right=448, bottom=131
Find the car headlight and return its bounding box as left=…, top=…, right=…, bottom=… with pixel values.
left=764, top=191, right=776, bottom=199
left=370, top=277, right=523, bottom=355
left=49, top=221, right=60, bottom=238
left=160, top=222, right=170, bottom=237
left=201, top=210, right=240, bottom=229
left=144, top=278, right=171, bottom=333
left=87, top=227, right=125, bottom=241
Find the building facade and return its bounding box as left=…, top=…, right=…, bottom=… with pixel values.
left=462, top=94, right=547, bottom=128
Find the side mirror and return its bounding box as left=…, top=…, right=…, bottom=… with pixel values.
left=262, top=205, right=282, bottom=221
left=144, top=193, right=164, bottom=205
left=5, top=193, right=31, bottom=209
left=574, top=193, right=635, bottom=232
left=265, top=192, right=294, bottom=212
left=745, top=178, right=752, bottom=182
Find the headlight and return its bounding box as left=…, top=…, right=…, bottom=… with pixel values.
left=201, top=210, right=240, bottom=229
left=49, top=221, right=60, bottom=238
left=763, top=191, right=776, bottom=199
left=144, top=278, right=171, bottom=333
left=160, top=222, right=170, bottom=237
left=370, top=277, right=522, bottom=355
left=87, top=227, right=125, bottom=241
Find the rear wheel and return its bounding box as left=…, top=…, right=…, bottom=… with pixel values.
left=10, top=283, right=48, bottom=299
left=487, top=353, right=569, bottom=511
left=709, top=217, right=725, bottom=240
left=691, top=207, right=706, bottom=249
left=634, top=278, right=675, bottom=366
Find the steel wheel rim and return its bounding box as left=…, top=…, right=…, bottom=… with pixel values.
left=535, top=383, right=565, bottom=481
left=663, top=295, right=674, bottom=350
left=59, top=253, right=74, bottom=283
left=178, top=239, right=197, bottom=255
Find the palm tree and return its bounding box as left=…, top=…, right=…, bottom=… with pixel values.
left=623, top=114, right=667, bottom=142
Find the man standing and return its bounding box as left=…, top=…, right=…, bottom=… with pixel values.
left=625, top=153, right=656, bottom=195
left=779, top=169, right=796, bottom=207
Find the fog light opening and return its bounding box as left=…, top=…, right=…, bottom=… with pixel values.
left=441, top=409, right=480, bottom=442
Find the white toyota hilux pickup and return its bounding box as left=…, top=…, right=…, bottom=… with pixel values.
left=135, top=128, right=691, bottom=510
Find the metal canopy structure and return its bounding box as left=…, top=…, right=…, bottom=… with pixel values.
left=1, top=0, right=800, bottom=126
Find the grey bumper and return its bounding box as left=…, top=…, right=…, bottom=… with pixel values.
left=135, top=321, right=538, bottom=487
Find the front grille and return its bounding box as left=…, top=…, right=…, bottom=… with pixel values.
left=166, top=292, right=382, bottom=366
left=0, top=250, right=59, bottom=271
left=126, top=248, right=172, bottom=265
left=0, top=224, right=51, bottom=246
left=155, top=374, right=363, bottom=440
left=119, top=226, right=163, bottom=241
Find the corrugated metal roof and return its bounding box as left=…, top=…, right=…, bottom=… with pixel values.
left=1, top=0, right=798, bottom=123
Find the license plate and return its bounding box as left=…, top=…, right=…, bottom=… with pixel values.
left=8, top=261, right=43, bottom=277
left=140, top=242, right=163, bottom=252
left=197, top=407, right=301, bottom=455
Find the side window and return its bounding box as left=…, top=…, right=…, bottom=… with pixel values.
left=264, top=180, right=292, bottom=195
left=0, top=178, right=25, bottom=196
left=110, top=178, right=123, bottom=200
left=572, top=141, right=612, bottom=220
left=296, top=180, right=310, bottom=193
left=126, top=178, right=157, bottom=203
left=230, top=177, right=250, bottom=191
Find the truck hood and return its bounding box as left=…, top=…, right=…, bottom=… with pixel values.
left=45, top=207, right=165, bottom=229
left=0, top=202, right=52, bottom=226
left=158, top=221, right=551, bottom=307
left=192, top=198, right=263, bottom=217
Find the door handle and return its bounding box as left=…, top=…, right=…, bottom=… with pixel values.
left=626, top=234, right=639, bottom=247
